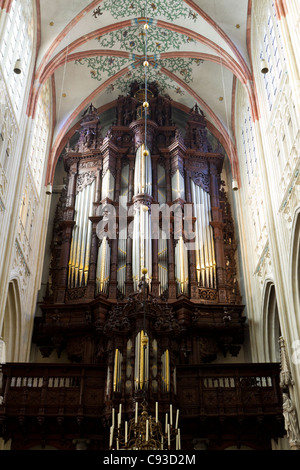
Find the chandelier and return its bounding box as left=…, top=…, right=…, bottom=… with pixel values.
left=109, top=400, right=181, bottom=450
left=108, top=268, right=181, bottom=450
left=108, top=3, right=181, bottom=452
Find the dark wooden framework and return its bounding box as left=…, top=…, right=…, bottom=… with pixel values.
left=0, top=82, right=285, bottom=450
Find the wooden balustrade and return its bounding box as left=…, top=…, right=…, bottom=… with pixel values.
left=0, top=362, right=284, bottom=449
left=176, top=363, right=283, bottom=418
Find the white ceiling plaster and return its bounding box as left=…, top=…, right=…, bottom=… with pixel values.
left=37, top=0, right=251, bottom=149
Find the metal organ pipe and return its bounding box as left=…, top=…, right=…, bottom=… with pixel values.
left=132, top=145, right=152, bottom=290
left=68, top=180, right=95, bottom=288
left=191, top=180, right=216, bottom=289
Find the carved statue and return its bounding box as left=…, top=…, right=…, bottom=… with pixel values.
left=282, top=393, right=300, bottom=450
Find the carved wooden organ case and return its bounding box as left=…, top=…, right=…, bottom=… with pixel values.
left=35, top=82, right=245, bottom=417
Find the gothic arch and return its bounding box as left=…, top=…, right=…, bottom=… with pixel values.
left=1, top=279, right=22, bottom=362
left=262, top=281, right=281, bottom=362
left=290, top=208, right=300, bottom=323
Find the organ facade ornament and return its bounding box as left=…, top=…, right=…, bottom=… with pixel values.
left=27, top=83, right=255, bottom=449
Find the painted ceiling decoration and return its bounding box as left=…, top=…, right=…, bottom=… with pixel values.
left=97, top=0, right=199, bottom=22
left=33, top=0, right=252, bottom=185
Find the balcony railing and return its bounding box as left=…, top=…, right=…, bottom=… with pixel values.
left=0, top=364, right=107, bottom=420
left=176, top=363, right=283, bottom=418
left=0, top=362, right=284, bottom=447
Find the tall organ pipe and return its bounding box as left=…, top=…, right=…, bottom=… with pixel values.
left=68, top=180, right=95, bottom=288
left=132, top=145, right=152, bottom=289
left=191, top=180, right=216, bottom=289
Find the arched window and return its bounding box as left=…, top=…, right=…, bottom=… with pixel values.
left=235, top=82, right=258, bottom=186
left=0, top=0, right=34, bottom=118
left=260, top=3, right=286, bottom=111
left=1, top=280, right=22, bottom=362
left=241, top=105, right=257, bottom=184
left=28, top=79, right=52, bottom=194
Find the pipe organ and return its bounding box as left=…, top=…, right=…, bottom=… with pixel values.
left=38, top=83, right=245, bottom=441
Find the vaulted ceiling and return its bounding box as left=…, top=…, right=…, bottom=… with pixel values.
left=33, top=0, right=253, bottom=182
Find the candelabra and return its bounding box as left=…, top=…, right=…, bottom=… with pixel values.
left=109, top=400, right=181, bottom=450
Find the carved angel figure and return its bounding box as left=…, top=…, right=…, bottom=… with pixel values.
left=282, top=393, right=300, bottom=449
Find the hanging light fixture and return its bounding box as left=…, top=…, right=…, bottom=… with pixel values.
left=13, top=59, right=21, bottom=74
left=232, top=178, right=238, bottom=191
left=46, top=183, right=53, bottom=195
left=108, top=3, right=181, bottom=451
left=109, top=399, right=181, bottom=450
left=260, top=58, right=269, bottom=74
left=109, top=267, right=181, bottom=450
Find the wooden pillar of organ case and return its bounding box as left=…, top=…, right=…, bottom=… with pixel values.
left=151, top=155, right=160, bottom=297
left=87, top=163, right=102, bottom=299
left=54, top=159, right=78, bottom=303
left=164, top=155, right=176, bottom=299
left=185, top=167, right=198, bottom=299
left=209, top=158, right=226, bottom=303
left=125, top=156, right=135, bottom=296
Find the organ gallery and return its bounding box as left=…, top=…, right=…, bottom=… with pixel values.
left=0, top=82, right=284, bottom=450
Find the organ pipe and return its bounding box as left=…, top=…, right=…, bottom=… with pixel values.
left=191, top=180, right=216, bottom=289
left=96, top=236, right=110, bottom=294
left=132, top=145, right=152, bottom=289
left=117, top=165, right=129, bottom=294
left=68, top=180, right=95, bottom=288
left=175, top=237, right=189, bottom=295
left=113, top=349, right=123, bottom=393
left=161, top=349, right=170, bottom=392
left=134, top=144, right=152, bottom=196
left=134, top=331, right=149, bottom=391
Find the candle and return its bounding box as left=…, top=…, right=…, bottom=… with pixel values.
left=165, top=413, right=168, bottom=434
left=112, top=408, right=115, bottom=427
left=168, top=424, right=170, bottom=447
left=135, top=402, right=138, bottom=423
left=155, top=402, right=158, bottom=423
left=119, top=404, right=122, bottom=427
left=109, top=425, right=114, bottom=449
left=178, top=429, right=181, bottom=450
left=125, top=421, right=128, bottom=444
left=146, top=419, right=149, bottom=442
left=175, top=409, right=179, bottom=429
left=170, top=405, right=173, bottom=426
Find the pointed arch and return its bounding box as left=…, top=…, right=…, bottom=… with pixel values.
left=262, top=281, right=281, bottom=362
left=290, top=207, right=300, bottom=322
left=1, top=279, right=22, bottom=362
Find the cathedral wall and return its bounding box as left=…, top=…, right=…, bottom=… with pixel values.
left=0, top=1, right=52, bottom=364
left=234, top=0, right=300, bottom=414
